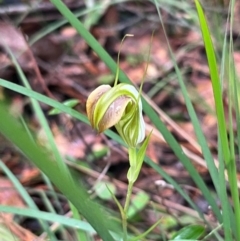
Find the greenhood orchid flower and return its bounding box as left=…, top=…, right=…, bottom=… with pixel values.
left=86, top=35, right=153, bottom=241
left=86, top=83, right=145, bottom=148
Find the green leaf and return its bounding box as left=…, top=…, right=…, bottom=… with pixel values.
left=48, top=99, right=79, bottom=115
left=127, top=148, right=137, bottom=183
left=127, top=191, right=149, bottom=219
left=160, top=215, right=178, bottom=230
left=98, top=74, right=114, bottom=85
left=0, top=205, right=94, bottom=233
left=136, top=132, right=152, bottom=171
left=95, top=182, right=116, bottom=201
left=171, top=224, right=205, bottom=240
left=127, top=132, right=152, bottom=183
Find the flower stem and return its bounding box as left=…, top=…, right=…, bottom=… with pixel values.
left=123, top=180, right=134, bottom=241
left=124, top=181, right=134, bottom=214
left=122, top=147, right=138, bottom=240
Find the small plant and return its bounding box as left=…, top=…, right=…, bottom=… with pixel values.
left=86, top=35, right=152, bottom=240
left=0, top=0, right=238, bottom=240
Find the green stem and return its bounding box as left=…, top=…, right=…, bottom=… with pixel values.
left=122, top=181, right=134, bottom=241
left=124, top=181, right=134, bottom=214
left=122, top=147, right=139, bottom=241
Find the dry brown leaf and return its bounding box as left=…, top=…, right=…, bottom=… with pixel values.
left=60, top=65, right=85, bottom=76
left=9, top=96, right=24, bottom=118
left=195, top=79, right=215, bottom=109
left=146, top=141, right=159, bottom=164
left=0, top=22, right=31, bottom=68
left=0, top=21, right=52, bottom=97
left=19, top=168, right=40, bottom=186
left=121, top=62, right=146, bottom=84
left=52, top=124, right=86, bottom=159
left=177, top=122, right=196, bottom=139
left=60, top=26, right=77, bottom=38
left=0, top=177, right=25, bottom=221
left=111, top=32, right=169, bottom=85
left=0, top=216, right=37, bottom=241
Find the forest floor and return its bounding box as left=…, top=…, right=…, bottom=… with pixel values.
left=0, top=0, right=239, bottom=240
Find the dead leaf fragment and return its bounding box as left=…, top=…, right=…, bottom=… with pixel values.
left=0, top=216, right=37, bottom=241
left=0, top=21, right=31, bottom=69
left=0, top=21, right=53, bottom=97
left=0, top=178, right=25, bottom=221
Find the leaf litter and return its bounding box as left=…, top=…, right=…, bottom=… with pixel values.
left=0, top=0, right=238, bottom=240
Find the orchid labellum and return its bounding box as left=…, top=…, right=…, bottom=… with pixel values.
left=86, top=83, right=145, bottom=148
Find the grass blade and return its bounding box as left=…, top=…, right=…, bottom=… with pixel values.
left=0, top=102, right=118, bottom=241
left=0, top=205, right=95, bottom=233
left=195, top=0, right=240, bottom=239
